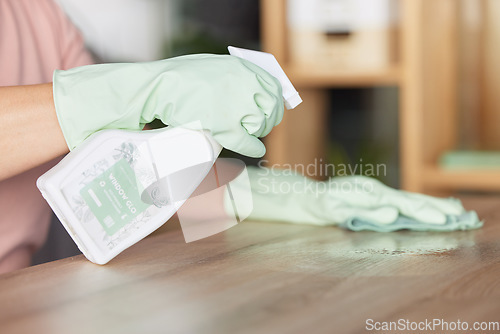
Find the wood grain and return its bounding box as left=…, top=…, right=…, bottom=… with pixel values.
left=458, top=0, right=483, bottom=150
left=399, top=0, right=424, bottom=192
left=285, top=65, right=400, bottom=88
left=480, top=0, right=500, bottom=149
left=260, top=0, right=500, bottom=194
left=264, top=88, right=328, bottom=179
left=424, top=166, right=500, bottom=191
left=260, top=0, right=287, bottom=63
left=1, top=197, right=499, bottom=334
left=421, top=0, right=459, bottom=166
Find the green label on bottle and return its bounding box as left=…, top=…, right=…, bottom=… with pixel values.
left=80, top=159, right=149, bottom=236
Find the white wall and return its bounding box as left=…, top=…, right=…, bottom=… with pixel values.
left=55, top=0, right=179, bottom=62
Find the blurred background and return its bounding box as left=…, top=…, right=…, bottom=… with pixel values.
left=35, top=0, right=500, bottom=261
left=53, top=0, right=400, bottom=183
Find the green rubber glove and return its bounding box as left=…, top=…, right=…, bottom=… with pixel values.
left=53, top=54, right=284, bottom=157
left=231, top=167, right=465, bottom=226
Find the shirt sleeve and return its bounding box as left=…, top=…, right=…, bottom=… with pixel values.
left=0, top=0, right=94, bottom=85
left=47, top=0, right=94, bottom=69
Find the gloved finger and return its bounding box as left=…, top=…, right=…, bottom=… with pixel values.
left=329, top=206, right=399, bottom=225
left=253, top=88, right=283, bottom=136
left=255, top=74, right=284, bottom=127
left=403, top=192, right=465, bottom=216
left=379, top=195, right=448, bottom=225
left=326, top=176, right=455, bottom=225
left=333, top=178, right=450, bottom=225
left=216, top=130, right=266, bottom=158
left=241, top=110, right=266, bottom=137
left=324, top=175, right=384, bottom=207
left=238, top=57, right=284, bottom=128
left=239, top=57, right=283, bottom=103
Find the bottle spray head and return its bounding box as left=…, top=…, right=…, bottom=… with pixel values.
left=228, top=46, right=302, bottom=110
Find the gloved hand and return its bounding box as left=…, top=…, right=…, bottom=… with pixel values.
left=53, top=54, right=284, bottom=157
left=229, top=167, right=479, bottom=230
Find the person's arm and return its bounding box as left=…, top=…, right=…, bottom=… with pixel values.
left=1, top=54, right=283, bottom=181
left=0, top=83, right=68, bottom=181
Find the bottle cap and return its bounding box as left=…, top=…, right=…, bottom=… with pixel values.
left=228, top=46, right=302, bottom=110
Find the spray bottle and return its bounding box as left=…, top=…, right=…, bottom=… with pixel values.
left=37, top=46, right=302, bottom=264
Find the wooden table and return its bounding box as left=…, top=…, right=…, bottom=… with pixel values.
left=1, top=197, right=499, bottom=334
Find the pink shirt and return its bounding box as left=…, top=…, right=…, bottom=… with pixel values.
left=0, top=0, right=93, bottom=273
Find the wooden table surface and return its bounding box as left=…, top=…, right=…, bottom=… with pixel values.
left=1, top=197, right=500, bottom=334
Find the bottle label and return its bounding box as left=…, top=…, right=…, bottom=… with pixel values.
left=80, top=159, right=149, bottom=236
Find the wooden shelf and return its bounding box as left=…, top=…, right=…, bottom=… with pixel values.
left=423, top=166, right=500, bottom=191
left=284, top=64, right=400, bottom=88
left=262, top=0, right=495, bottom=194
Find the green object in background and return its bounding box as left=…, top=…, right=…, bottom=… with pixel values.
left=233, top=166, right=477, bottom=231
left=165, top=30, right=229, bottom=58
left=53, top=54, right=283, bottom=158
left=325, top=140, right=393, bottom=185
left=440, top=150, right=500, bottom=169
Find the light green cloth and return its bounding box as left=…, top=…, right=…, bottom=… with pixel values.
left=53, top=54, right=283, bottom=158
left=440, top=150, right=500, bottom=169
left=232, top=166, right=480, bottom=231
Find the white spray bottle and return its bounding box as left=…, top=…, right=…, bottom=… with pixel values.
left=37, top=46, right=302, bottom=264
